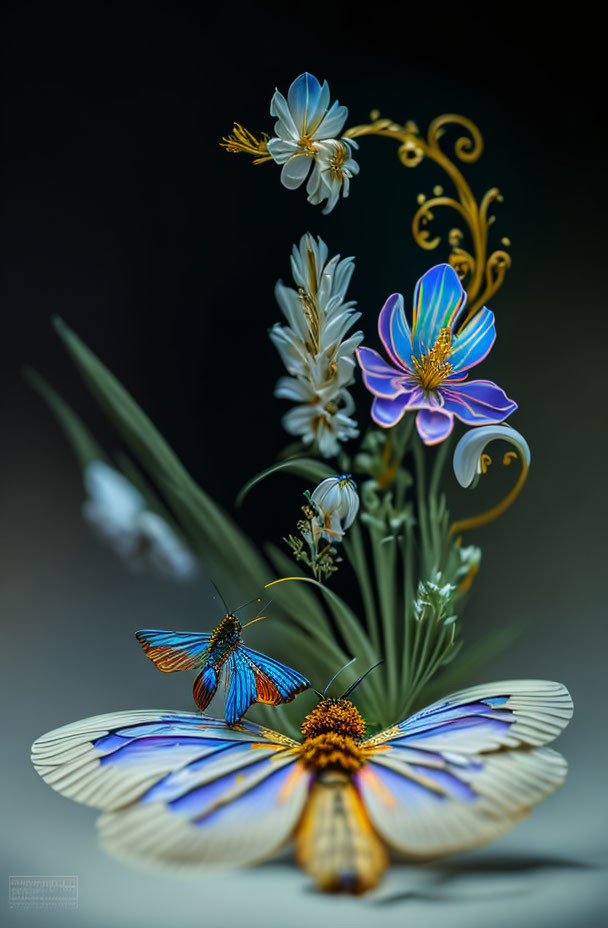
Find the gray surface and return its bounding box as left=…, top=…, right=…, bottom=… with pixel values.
left=2, top=423, right=607, bottom=928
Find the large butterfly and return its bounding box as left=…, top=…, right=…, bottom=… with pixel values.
left=135, top=603, right=310, bottom=725
left=31, top=678, right=572, bottom=893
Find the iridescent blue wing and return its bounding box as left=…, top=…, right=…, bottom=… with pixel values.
left=135, top=629, right=211, bottom=672
left=240, top=646, right=310, bottom=705
left=31, top=710, right=310, bottom=870
left=224, top=650, right=258, bottom=725
left=222, top=648, right=309, bottom=724
left=358, top=680, right=572, bottom=857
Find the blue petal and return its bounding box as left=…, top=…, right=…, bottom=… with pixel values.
left=372, top=390, right=422, bottom=428
left=356, top=346, right=407, bottom=398
left=451, top=307, right=496, bottom=373
left=416, top=409, right=454, bottom=445
left=441, top=380, right=517, bottom=425
left=412, top=264, right=466, bottom=356
left=287, top=73, right=326, bottom=136
left=378, top=293, right=413, bottom=370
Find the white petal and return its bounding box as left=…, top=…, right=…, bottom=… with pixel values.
left=269, top=89, right=299, bottom=141
left=313, top=101, right=348, bottom=139
left=280, top=155, right=314, bottom=190
left=453, top=425, right=531, bottom=488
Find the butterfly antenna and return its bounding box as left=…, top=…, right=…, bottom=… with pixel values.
left=208, top=576, right=229, bottom=613
left=341, top=659, right=384, bottom=698
left=322, top=657, right=357, bottom=697
left=240, top=600, right=272, bottom=629
left=232, top=596, right=263, bottom=616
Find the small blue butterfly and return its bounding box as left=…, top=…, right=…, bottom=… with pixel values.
left=136, top=596, right=309, bottom=725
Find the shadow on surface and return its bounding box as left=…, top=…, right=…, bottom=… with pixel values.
left=374, top=853, right=595, bottom=906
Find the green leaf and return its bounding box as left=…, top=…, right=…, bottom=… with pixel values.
left=236, top=458, right=337, bottom=508
left=24, top=367, right=105, bottom=471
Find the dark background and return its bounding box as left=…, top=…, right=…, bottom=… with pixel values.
left=1, top=3, right=606, bottom=927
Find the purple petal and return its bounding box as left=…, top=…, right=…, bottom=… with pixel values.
left=451, top=307, right=496, bottom=373
left=378, top=293, right=413, bottom=371
left=412, top=264, right=466, bottom=357
left=442, top=380, right=517, bottom=425
left=416, top=408, right=454, bottom=445
left=356, top=346, right=410, bottom=398
left=371, top=390, right=422, bottom=428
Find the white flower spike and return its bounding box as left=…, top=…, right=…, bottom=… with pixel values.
left=270, top=233, right=363, bottom=457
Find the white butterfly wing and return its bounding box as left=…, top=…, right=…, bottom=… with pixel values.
left=32, top=710, right=310, bottom=870
left=358, top=679, right=572, bottom=857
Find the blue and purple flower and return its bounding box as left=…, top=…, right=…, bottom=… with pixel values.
left=356, top=264, right=517, bottom=445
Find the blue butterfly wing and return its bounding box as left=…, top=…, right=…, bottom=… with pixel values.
left=32, top=710, right=310, bottom=870
left=240, top=646, right=310, bottom=704
left=224, top=651, right=258, bottom=725
left=358, top=680, right=573, bottom=856
left=135, top=629, right=211, bottom=672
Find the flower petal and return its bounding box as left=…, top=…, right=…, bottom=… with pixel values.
left=442, top=380, right=517, bottom=425
left=269, top=89, right=300, bottom=141
left=287, top=73, right=326, bottom=135
left=378, top=293, right=413, bottom=371
left=371, top=390, right=422, bottom=428
left=356, top=346, right=409, bottom=398
left=416, top=409, right=454, bottom=445
left=451, top=307, right=496, bottom=373
left=453, top=425, right=530, bottom=488
left=267, top=138, right=300, bottom=165
left=412, top=264, right=467, bottom=355
left=313, top=100, right=348, bottom=139
left=280, top=155, right=313, bottom=190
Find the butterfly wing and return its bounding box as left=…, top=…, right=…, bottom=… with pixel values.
left=135, top=630, right=211, bottom=672
left=32, top=710, right=310, bottom=870
left=358, top=679, right=573, bottom=857
left=240, top=646, right=310, bottom=706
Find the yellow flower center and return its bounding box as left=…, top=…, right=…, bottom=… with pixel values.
left=411, top=327, right=453, bottom=391
left=328, top=143, right=348, bottom=180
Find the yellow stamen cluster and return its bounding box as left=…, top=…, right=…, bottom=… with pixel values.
left=328, top=143, right=348, bottom=180
left=412, top=327, right=453, bottom=391
left=301, top=698, right=366, bottom=739
left=220, top=124, right=272, bottom=164
left=301, top=732, right=366, bottom=773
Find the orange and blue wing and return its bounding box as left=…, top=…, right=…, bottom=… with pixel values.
left=31, top=709, right=309, bottom=870
left=135, top=629, right=211, bottom=672
left=240, top=646, right=310, bottom=704
left=358, top=680, right=573, bottom=857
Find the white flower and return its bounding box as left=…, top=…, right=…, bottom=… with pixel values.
left=453, top=425, right=531, bottom=488
left=266, top=72, right=358, bottom=213
left=306, top=139, right=360, bottom=215
left=310, top=475, right=360, bottom=543
left=82, top=461, right=197, bottom=580
left=269, top=233, right=364, bottom=457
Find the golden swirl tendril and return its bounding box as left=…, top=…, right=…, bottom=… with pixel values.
left=449, top=448, right=528, bottom=537
left=344, top=112, right=510, bottom=321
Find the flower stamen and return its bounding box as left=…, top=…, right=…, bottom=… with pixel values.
left=412, top=327, right=453, bottom=391
left=220, top=124, right=273, bottom=163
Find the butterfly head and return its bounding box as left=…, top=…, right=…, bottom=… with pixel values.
left=209, top=613, right=242, bottom=650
